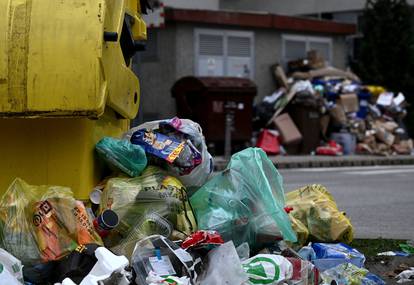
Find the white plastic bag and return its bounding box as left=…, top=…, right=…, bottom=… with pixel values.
left=0, top=248, right=24, bottom=284
left=242, top=254, right=293, bottom=285
left=146, top=271, right=191, bottom=285
left=59, top=247, right=129, bottom=285
left=197, top=241, right=248, bottom=285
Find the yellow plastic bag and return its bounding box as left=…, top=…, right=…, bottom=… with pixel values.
left=365, top=85, right=386, bottom=98
left=289, top=216, right=309, bottom=247
left=100, top=166, right=197, bottom=239
left=0, top=178, right=102, bottom=265
left=286, top=184, right=353, bottom=244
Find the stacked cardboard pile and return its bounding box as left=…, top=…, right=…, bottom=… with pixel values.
left=254, top=51, right=413, bottom=156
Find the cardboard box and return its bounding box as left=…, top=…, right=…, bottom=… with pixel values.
left=339, top=94, right=359, bottom=113
left=383, top=121, right=399, bottom=133
left=320, top=115, right=330, bottom=136
left=329, top=105, right=347, bottom=125
left=272, top=113, right=302, bottom=145
left=272, top=64, right=289, bottom=89
left=376, top=92, right=393, bottom=106
left=267, top=88, right=297, bottom=125
left=307, top=50, right=326, bottom=69
left=393, top=139, right=413, bottom=154
left=375, top=127, right=396, bottom=146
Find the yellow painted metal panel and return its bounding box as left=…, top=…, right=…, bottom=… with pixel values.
left=26, top=0, right=106, bottom=115
left=0, top=0, right=9, bottom=97
left=126, top=0, right=147, bottom=40
left=103, top=43, right=141, bottom=119
left=0, top=0, right=145, bottom=119
left=105, top=0, right=124, bottom=34
left=0, top=0, right=147, bottom=199
left=103, top=0, right=142, bottom=119
left=0, top=109, right=128, bottom=200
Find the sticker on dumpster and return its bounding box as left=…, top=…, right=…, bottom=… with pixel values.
left=243, top=256, right=281, bottom=284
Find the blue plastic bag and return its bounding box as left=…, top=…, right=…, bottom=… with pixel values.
left=190, top=148, right=297, bottom=249
left=312, top=243, right=365, bottom=269
left=364, top=273, right=386, bottom=285
left=96, top=137, right=147, bottom=177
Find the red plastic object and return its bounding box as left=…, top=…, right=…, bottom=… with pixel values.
left=284, top=207, right=294, bottom=214
left=256, top=129, right=280, bottom=155
left=287, top=257, right=319, bottom=285
left=316, top=140, right=343, bottom=156
left=181, top=230, right=224, bottom=250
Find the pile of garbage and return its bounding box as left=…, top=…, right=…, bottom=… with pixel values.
left=0, top=117, right=396, bottom=284
left=254, top=50, right=413, bottom=156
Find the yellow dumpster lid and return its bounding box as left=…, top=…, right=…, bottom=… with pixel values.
left=0, top=0, right=146, bottom=119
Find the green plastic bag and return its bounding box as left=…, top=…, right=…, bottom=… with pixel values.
left=96, top=137, right=147, bottom=177
left=190, top=148, right=297, bottom=249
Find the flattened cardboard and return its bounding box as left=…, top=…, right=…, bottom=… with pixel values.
left=320, top=115, right=330, bottom=136
left=272, top=113, right=303, bottom=145
left=375, top=127, right=395, bottom=146
left=339, top=93, right=359, bottom=113
left=272, top=64, right=289, bottom=89
left=329, top=105, right=347, bottom=125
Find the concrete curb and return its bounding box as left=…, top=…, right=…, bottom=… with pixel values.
left=213, top=154, right=414, bottom=171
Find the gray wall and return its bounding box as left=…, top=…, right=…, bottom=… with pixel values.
left=332, top=36, right=347, bottom=69
left=139, top=26, right=178, bottom=121
left=254, top=29, right=281, bottom=101
left=175, top=24, right=195, bottom=77
left=139, top=23, right=349, bottom=119
left=220, top=0, right=414, bottom=16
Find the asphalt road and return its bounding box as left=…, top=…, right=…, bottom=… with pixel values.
left=280, top=165, right=414, bottom=240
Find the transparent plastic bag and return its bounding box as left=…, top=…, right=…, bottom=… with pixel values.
left=96, top=137, right=147, bottom=177
left=286, top=184, right=354, bottom=243
left=124, top=117, right=213, bottom=188
left=197, top=241, right=248, bottom=285
left=321, top=263, right=385, bottom=285
left=190, top=148, right=297, bottom=249
left=100, top=166, right=197, bottom=240
left=131, top=235, right=199, bottom=285
left=111, top=212, right=173, bottom=259
left=0, top=178, right=102, bottom=265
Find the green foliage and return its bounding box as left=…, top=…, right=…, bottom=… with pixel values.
left=356, top=0, right=414, bottom=93
left=350, top=238, right=405, bottom=258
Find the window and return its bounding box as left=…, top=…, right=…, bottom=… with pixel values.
left=282, top=35, right=332, bottom=66
left=195, top=29, right=254, bottom=79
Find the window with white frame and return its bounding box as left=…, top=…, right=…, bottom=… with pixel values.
left=282, top=35, right=332, bottom=66
left=195, top=29, right=254, bottom=79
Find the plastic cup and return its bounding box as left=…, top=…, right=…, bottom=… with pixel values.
left=89, top=188, right=103, bottom=205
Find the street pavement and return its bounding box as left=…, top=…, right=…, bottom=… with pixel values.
left=280, top=165, right=414, bottom=240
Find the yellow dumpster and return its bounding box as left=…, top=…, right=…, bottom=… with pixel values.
left=0, top=0, right=147, bottom=199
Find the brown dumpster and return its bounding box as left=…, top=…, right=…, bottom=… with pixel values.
left=172, top=76, right=257, bottom=153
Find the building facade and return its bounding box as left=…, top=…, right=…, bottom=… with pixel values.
left=221, top=0, right=414, bottom=19
left=137, top=3, right=357, bottom=121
